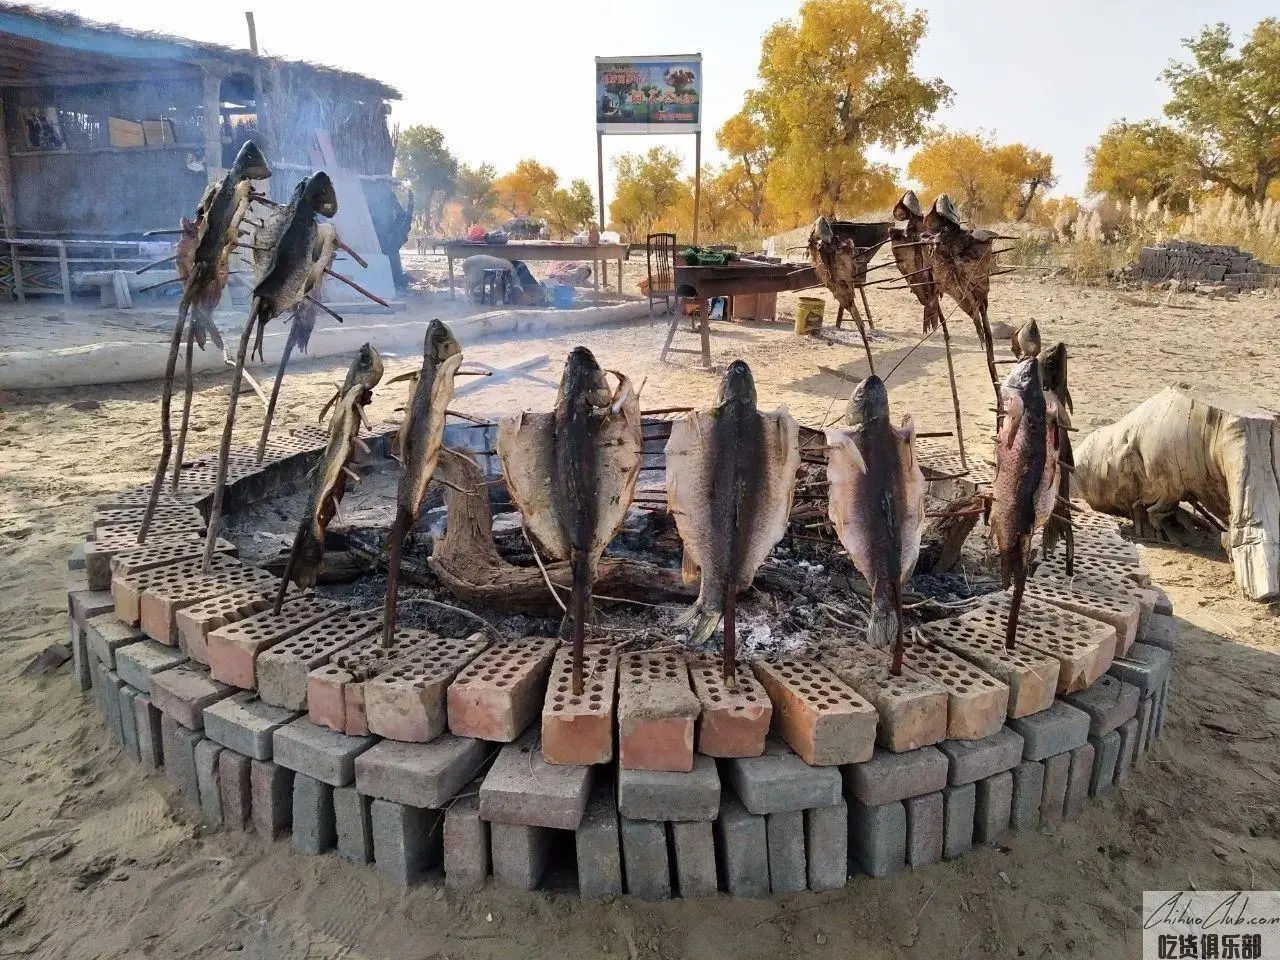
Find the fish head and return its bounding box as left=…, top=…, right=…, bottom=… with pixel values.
left=845, top=375, right=889, bottom=426
left=231, top=140, right=271, bottom=182
left=557, top=346, right=610, bottom=408
left=812, top=216, right=835, bottom=248
left=423, top=318, right=462, bottom=365
left=1013, top=318, right=1041, bottom=358
left=717, top=360, right=757, bottom=407
left=303, top=172, right=339, bottom=218
left=894, top=191, right=923, bottom=222
left=350, top=342, right=385, bottom=390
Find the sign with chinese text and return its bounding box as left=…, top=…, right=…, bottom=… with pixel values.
left=595, top=55, right=702, bottom=134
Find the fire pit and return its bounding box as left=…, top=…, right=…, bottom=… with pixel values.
left=66, top=410, right=1178, bottom=897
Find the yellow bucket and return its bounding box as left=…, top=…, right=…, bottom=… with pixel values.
left=795, top=296, right=825, bottom=335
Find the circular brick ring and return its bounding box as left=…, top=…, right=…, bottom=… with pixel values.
left=66, top=419, right=1178, bottom=897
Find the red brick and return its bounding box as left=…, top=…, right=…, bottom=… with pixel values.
left=304, top=629, right=433, bottom=732
left=113, top=557, right=226, bottom=627
left=447, top=637, right=557, bottom=742
left=917, top=618, right=1059, bottom=720
left=306, top=664, right=354, bottom=733
left=618, top=650, right=700, bottom=772
left=207, top=598, right=343, bottom=689
left=140, top=563, right=276, bottom=645
left=344, top=682, right=369, bottom=736
left=752, top=659, right=877, bottom=766
left=175, top=587, right=281, bottom=664
left=820, top=642, right=948, bottom=753
left=687, top=656, right=772, bottom=758
left=542, top=644, right=617, bottom=766
left=150, top=662, right=236, bottom=729
left=255, top=612, right=381, bottom=710
left=1027, top=578, right=1141, bottom=656
left=364, top=631, right=489, bottom=742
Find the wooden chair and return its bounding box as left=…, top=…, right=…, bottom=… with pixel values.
left=645, top=232, right=677, bottom=325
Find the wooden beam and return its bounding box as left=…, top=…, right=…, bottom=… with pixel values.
left=0, top=94, right=14, bottom=238
left=201, top=64, right=224, bottom=184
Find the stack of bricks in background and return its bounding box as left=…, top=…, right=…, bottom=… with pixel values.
left=66, top=465, right=1179, bottom=900
left=1134, top=241, right=1280, bottom=293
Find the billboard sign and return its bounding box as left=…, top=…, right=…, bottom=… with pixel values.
left=595, top=55, right=702, bottom=134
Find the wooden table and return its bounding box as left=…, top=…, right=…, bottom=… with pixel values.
left=673, top=262, right=819, bottom=299
left=443, top=241, right=628, bottom=299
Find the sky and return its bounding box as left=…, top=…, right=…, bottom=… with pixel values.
left=44, top=0, right=1276, bottom=206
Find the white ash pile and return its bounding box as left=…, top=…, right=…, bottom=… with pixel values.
left=1133, top=241, right=1280, bottom=293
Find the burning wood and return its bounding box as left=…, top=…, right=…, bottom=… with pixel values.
left=990, top=357, right=1060, bottom=647
left=273, top=344, right=384, bottom=612
left=664, top=361, right=801, bottom=686
left=824, top=376, right=926, bottom=674
left=496, top=347, right=643, bottom=694
left=381, top=320, right=465, bottom=647
left=137, top=141, right=271, bottom=542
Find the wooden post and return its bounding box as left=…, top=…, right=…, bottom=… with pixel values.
left=0, top=94, right=15, bottom=240
left=692, top=131, right=701, bottom=247
left=245, top=11, right=259, bottom=52
left=201, top=65, right=224, bottom=184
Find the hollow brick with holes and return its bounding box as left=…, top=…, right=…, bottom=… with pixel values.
left=140, top=562, right=277, bottom=646
left=956, top=594, right=1116, bottom=694
left=86, top=530, right=213, bottom=591
left=1026, top=578, right=1141, bottom=655
left=617, top=650, right=701, bottom=772
left=207, top=598, right=345, bottom=689
left=542, top=644, right=617, bottom=766
left=686, top=656, right=771, bottom=758
left=898, top=640, right=1009, bottom=740
left=114, top=556, right=236, bottom=627
left=255, top=612, right=382, bottom=710
left=364, top=631, right=489, bottom=743
left=175, top=587, right=283, bottom=664
left=918, top=618, right=1059, bottom=719
left=752, top=659, right=877, bottom=766
left=447, top=637, right=557, bottom=742
left=820, top=643, right=947, bottom=752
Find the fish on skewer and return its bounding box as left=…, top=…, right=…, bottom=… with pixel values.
left=1039, top=342, right=1074, bottom=575
left=1011, top=318, right=1041, bottom=359
left=381, top=320, right=465, bottom=647
left=138, top=141, right=270, bottom=542
left=825, top=376, right=926, bottom=674
left=665, top=361, right=800, bottom=685
left=272, top=344, right=384, bottom=612
left=201, top=173, right=340, bottom=573
left=497, top=347, right=642, bottom=694
left=254, top=298, right=320, bottom=463
left=809, top=217, right=882, bottom=373
left=989, top=356, right=1060, bottom=647
left=891, top=190, right=967, bottom=467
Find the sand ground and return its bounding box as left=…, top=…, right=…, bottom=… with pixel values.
left=1, top=268, right=1279, bottom=959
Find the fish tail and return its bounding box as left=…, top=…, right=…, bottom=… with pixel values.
left=889, top=579, right=906, bottom=675
left=689, top=609, right=724, bottom=647
left=570, top=550, right=588, bottom=696
left=381, top=505, right=413, bottom=649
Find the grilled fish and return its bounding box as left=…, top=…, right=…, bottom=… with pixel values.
left=890, top=190, right=943, bottom=333
left=990, top=357, right=1060, bottom=647
left=497, top=347, right=642, bottom=693
left=273, top=343, right=384, bottom=611
left=825, top=376, right=925, bottom=673
left=1011, top=318, right=1041, bottom=359
left=381, top=320, right=464, bottom=646
left=665, top=361, right=800, bottom=681
left=1039, top=342, right=1074, bottom=574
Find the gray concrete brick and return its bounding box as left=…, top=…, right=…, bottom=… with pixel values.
left=479, top=730, right=592, bottom=830
left=292, top=773, right=336, bottom=855
left=1115, top=717, right=1140, bottom=785
left=1109, top=643, right=1171, bottom=699
left=1065, top=677, right=1140, bottom=736
left=118, top=686, right=140, bottom=762
left=849, top=799, right=906, bottom=877
left=1089, top=731, right=1121, bottom=797
left=723, top=737, right=842, bottom=814
left=1010, top=761, right=1044, bottom=831
left=942, top=783, right=975, bottom=860
left=203, top=693, right=299, bottom=760
left=85, top=614, right=144, bottom=669
left=1040, top=752, right=1070, bottom=825
left=69, top=585, right=115, bottom=624
left=1064, top=744, right=1095, bottom=818
left=492, top=821, right=551, bottom=892
left=371, top=799, right=443, bottom=886
left=1155, top=676, right=1170, bottom=740
left=273, top=717, right=374, bottom=787
left=842, top=745, right=948, bottom=806
left=974, top=771, right=1012, bottom=844
left=715, top=794, right=768, bottom=897
left=576, top=783, right=623, bottom=900
left=195, top=739, right=224, bottom=829
left=98, top=664, right=125, bottom=744
left=1142, top=613, right=1178, bottom=650
left=618, top=753, right=720, bottom=822
left=115, top=639, right=187, bottom=694
left=1137, top=696, right=1154, bottom=756
left=68, top=542, right=85, bottom=571
left=766, top=809, right=807, bottom=893
left=672, top=820, right=718, bottom=898
left=69, top=619, right=92, bottom=692
left=937, top=728, right=1024, bottom=785
left=444, top=788, right=489, bottom=892
left=161, top=713, right=202, bottom=810
left=620, top=817, right=670, bottom=900
left=905, top=792, right=944, bottom=868
left=218, top=750, right=252, bottom=830
left=356, top=736, right=488, bottom=809
left=804, top=799, right=848, bottom=891
left=1006, top=700, right=1090, bottom=761
left=251, top=759, right=294, bottom=840
left=333, top=786, right=374, bottom=864
left=134, top=694, right=163, bottom=769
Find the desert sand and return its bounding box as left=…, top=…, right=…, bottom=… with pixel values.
left=1, top=268, right=1278, bottom=959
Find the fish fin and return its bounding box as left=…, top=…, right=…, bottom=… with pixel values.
left=689, top=610, right=723, bottom=646
left=672, top=601, right=702, bottom=630
left=834, top=431, right=868, bottom=474
left=387, top=370, right=419, bottom=386
left=680, top=549, right=700, bottom=585
left=317, top=388, right=339, bottom=423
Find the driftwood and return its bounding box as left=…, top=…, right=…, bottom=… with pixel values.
left=427, top=449, right=696, bottom=613
left=1075, top=387, right=1280, bottom=601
